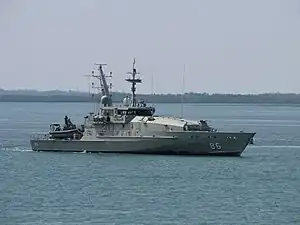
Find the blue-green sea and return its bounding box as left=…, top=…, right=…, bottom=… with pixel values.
left=1, top=102, right=299, bottom=225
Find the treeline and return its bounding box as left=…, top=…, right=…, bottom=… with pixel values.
left=1, top=89, right=300, bottom=104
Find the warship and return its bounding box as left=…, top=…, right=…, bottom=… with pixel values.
left=30, top=59, right=255, bottom=156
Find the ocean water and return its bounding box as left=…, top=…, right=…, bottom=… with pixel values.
left=0, top=102, right=299, bottom=225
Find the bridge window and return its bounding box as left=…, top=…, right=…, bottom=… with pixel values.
left=117, top=108, right=154, bottom=116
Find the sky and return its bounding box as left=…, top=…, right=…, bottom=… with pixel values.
left=0, top=0, right=299, bottom=94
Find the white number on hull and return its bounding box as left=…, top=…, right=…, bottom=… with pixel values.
left=209, top=143, right=222, bottom=150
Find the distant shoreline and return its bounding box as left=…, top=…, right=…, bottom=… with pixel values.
left=1, top=101, right=300, bottom=106
left=1, top=90, right=300, bottom=104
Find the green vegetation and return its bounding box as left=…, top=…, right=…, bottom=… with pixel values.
left=1, top=89, right=300, bottom=104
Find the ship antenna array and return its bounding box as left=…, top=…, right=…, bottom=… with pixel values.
left=151, top=68, right=155, bottom=107
left=126, top=58, right=142, bottom=107
left=84, top=70, right=99, bottom=113
left=180, top=64, right=186, bottom=118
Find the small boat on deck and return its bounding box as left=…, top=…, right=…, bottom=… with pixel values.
left=49, top=116, right=83, bottom=139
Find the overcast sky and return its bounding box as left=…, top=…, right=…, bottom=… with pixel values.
left=0, top=0, right=299, bottom=94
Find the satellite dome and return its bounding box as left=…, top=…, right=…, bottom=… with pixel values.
left=123, top=96, right=130, bottom=106
left=101, top=95, right=109, bottom=105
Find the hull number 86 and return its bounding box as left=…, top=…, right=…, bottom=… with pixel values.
left=209, top=143, right=222, bottom=150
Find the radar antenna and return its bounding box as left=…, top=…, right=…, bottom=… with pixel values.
left=126, top=58, right=142, bottom=107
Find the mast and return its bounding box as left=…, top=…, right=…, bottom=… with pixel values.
left=126, top=58, right=142, bottom=107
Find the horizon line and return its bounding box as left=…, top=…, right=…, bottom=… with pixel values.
left=1, top=88, right=300, bottom=96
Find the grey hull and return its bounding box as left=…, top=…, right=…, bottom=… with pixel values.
left=30, top=131, right=255, bottom=156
